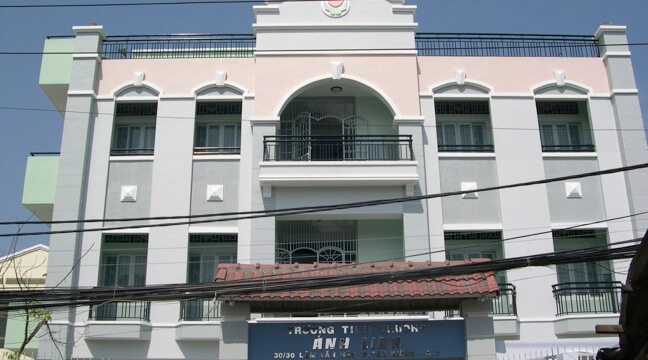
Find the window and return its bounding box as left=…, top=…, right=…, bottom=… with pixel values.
left=536, top=101, right=594, bottom=152
left=435, top=101, right=493, bottom=152
left=194, top=102, right=242, bottom=154
left=183, top=234, right=237, bottom=321
left=276, top=220, right=357, bottom=264
left=94, top=234, right=149, bottom=320
left=111, top=103, right=157, bottom=155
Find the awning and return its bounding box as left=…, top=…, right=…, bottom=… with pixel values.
left=215, top=260, right=499, bottom=313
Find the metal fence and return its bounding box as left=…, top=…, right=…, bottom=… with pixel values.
left=438, top=144, right=495, bottom=153
left=552, top=281, right=623, bottom=316
left=541, top=144, right=596, bottom=152
left=94, top=32, right=600, bottom=59
left=263, top=135, right=414, bottom=161
left=89, top=301, right=151, bottom=321
left=101, top=34, right=256, bottom=59
left=416, top=33, right=599, bottom=57
left=180, top=298, right=221, bottom=321
left=445, top=283, right=517, bottom=318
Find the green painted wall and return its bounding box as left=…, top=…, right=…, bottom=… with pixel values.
left=22, top=156, right=59, bottom=205
left=357, top=219, right=403, bottom=262
left=39, top=39, right=75, bottom=86
left=356, top=96, right=397, bottom=135
left=3, top=310, right=39, bottom=351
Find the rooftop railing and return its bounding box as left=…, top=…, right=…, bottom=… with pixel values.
left=91, top=33, right=600, bottom=59
left=101, top=34, right=256, bottom=59
left=415, top=33, right=599, bottom=57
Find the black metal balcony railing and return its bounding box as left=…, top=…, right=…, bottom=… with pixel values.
left=542, top=144, right=596, bottom=152
left=438, top=144, right=494, bottom=153
left=263, top=135, right=414, bottom=161
left=193, top=146, right=241, bottom=155
left=552, top=282, right=622, bottom=316
left=110, top=147, right=155, bottom=156
left=89, top=301, right=151, bottom=321
left=102, top=34, right=256, bottom=59
left=180, top=298, right=221, bottom=321
left=416, top=33, right=599, bottom=57
left=445, top=283, right=517, bottom=318
left=88, top=32, right=600, bottom=60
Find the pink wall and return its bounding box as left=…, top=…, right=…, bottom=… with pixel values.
left=97, top=58, right=256, bottom=96
left=417, top=57, right=610, bottom=94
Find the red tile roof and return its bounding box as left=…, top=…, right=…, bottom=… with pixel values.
left=215, top=260, right=499, bottom=301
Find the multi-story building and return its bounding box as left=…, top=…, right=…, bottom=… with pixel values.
left=23, top=0, right=647, bottom=359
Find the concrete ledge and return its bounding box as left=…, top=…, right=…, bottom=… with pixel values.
left=84, top=321, right=152, bottom=341
left=175, top=322, right=223, bottom=341
left=494, top=316, right=520, bottom=337
left=554, top=314, right=619, bottom=336
left=259, top=161, right=419, bottom=187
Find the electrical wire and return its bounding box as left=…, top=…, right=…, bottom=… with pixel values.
left=1, top=106, right=646, bottom=134
left=0, top=238, right=639, bottom=311
left=1, top=162, right=646, bottom=237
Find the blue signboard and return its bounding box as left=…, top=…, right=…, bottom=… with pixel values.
left=249, top=319, right=465, bottom=359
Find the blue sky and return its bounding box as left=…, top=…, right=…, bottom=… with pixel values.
left=1, top=0, right=647, bottom=254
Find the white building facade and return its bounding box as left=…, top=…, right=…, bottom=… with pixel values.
left=24, top=0, right=648, bottom=359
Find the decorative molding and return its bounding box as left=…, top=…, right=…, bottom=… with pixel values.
left=72, top=25, right=107, bottom=39
left=255, top=50, right=418, bottom=56
left=455, top=70, right=466, bottom=86
left=565, top=182, right=582, bottom=199
left=322, top=0, right=350, bottom=18
left=133, top=72, right=145, bottom=87
left=252, top=23, right=419, bottom=31
left=611, top=89, right=640, bottom=95
left=553, top=70, right=565, bottom=87
left=329, top=61, right=344, bottom=80
left=120, top=186, right=138, bottom=202
left=193, top=154, right=241, bottom=161
left=72, top=54, right=102, bottom=62
left=188, top=226, right=239, bottom=234
left=542, top=152, right=597, bottom=159
left=461, top=182, right=478, bottom=199
left=206, top=185, right=224, bottom=202
left=393, top=116, right=425, bottom=125
left=438, top=153, right=496, bottom=159
left=215, top=71, right=227, bottom=86
left=67, top=90, right=97, bottom=98
left=594, top=25, right=627, bottom=40
left=602, top=52, right=632, bottom=61
left=443, top=224, right=503, bottom=231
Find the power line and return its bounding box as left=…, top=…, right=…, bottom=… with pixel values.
left=1, top=106, right=645, bottom=133
left=3, top=41, right=648, bottom=56
left=0, top=0, right=273, bottom=9
left=0, top=238, right=639, bottom=311
left=1, top=162, right=647, bottom=237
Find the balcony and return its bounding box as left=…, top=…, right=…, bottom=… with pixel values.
left=22, top=152, right=59, bottom=223
left=85, top=302, right=152, bottom=341
left=552, top=281, right=622, bottom=316
left=176, top=298, right=223, bottom=341
left=552, top=282, right=622, bottom=336
left=180, top=298, right=220, bottom=321
left=259, top=135, right=419, bottom=191
left=89, top=301, right=150, bottom=321
left=263, top=135, right=413, bottom=162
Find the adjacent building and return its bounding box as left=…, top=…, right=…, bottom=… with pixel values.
left=22, top=0, right=648, bottom=358
left=0, top=244, right=49, bottom=359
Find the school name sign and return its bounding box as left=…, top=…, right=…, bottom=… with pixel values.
left=248, top=319, right=466, bottom=359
